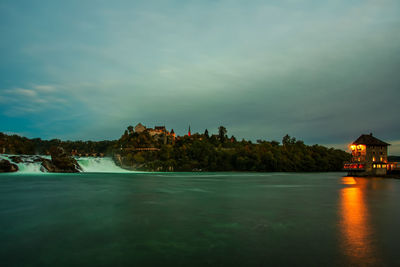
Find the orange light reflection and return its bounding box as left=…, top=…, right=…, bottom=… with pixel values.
left=339, top=178, right=381, bottom=266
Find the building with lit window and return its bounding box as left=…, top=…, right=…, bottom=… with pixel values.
left=344, top=133, right=390, bottom=176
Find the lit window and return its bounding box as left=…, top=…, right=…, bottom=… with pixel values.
left=380, top=157, right=383, bottom=162
left=372, top=157, right=376, bottom=162
left=382, top=164, right=386, bottom=168
left=377, top=164, right=381, bottom=168
left=373, top=164, right=376, bottom=168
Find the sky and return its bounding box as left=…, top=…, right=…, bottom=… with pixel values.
left=1, top=0, right=400, bottom=154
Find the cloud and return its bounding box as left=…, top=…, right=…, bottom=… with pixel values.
left=9, top=88, right=37, bottom=97
left=34, top=85, right=56, bottom=92
left=388, top=140, right=400, bottom=155
left=0, top=0, right=399, bottom=143
left=0, top=85, right=72, bottom=116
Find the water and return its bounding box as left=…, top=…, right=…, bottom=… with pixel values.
left=0, top=172, right=399, bottom=266
left=77, top=157, right=131, bottom=173
left=0, top=155, right=49, bottom=173
left=0, top=155, right=129, bottom=173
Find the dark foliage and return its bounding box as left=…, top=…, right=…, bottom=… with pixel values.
left=0, top=132, right=116, bottom=155
left=0, top=129, right=351, bottom=172
left=113, top=128, right=351, bottom=172
left=388, top=156, right=400, bottom=162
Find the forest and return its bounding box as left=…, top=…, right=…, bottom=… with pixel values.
left=0, top=132, right=115, bottom=155
left=114, top=126, right=351, bottom=172
left=0, top=127, right=351, bottom=172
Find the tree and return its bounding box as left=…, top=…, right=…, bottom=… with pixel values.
left=204, top=129, right=209, bottom=138
left=127, top=125, right=134, bottom=134
left=282, top=134, right=296, bottom=146
left=271, top=140, right=280, bottom=146
left=218, top=126, right=227, bottom=142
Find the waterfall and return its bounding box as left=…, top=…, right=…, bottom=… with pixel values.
left=16, top=162, right=46, bottom=173
left=1, top=155, right=47, bottom=173
left=77, top=157, right=130, bottom=173
left=1, top=155, right=131, bottom=173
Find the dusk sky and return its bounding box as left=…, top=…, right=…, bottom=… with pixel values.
left=1, top=0, right=399, bottom=154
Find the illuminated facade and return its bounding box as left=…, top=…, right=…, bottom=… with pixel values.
left=344, top=133, right=390, bottom=176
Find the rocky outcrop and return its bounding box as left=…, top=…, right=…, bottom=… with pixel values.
left=0, top=159, right=19, bottom=172
left=40, top=147, right=82, bottom=173
left=39, top=158, right=57, bottom=172
left=112, top=153, right=174, bottom=172
left=9, top=156, right=23, bottom=163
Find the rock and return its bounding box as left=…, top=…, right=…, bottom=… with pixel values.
left=9, top=156, right=23, bottom=163
left=46, top=147, right=82, bottom=173
left=0, top=159, right=19, bottom=172
left=33, top=156, right=45, bottom=163
left=40, top=158, right=57, bottom=172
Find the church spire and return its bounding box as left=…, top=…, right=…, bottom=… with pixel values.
left=188, top=125, right=191, bottom=137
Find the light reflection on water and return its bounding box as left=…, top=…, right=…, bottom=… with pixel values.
left=339, top=177, right=385, bottom=266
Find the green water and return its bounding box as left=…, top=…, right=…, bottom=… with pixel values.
left=1, top=172, right=399, bottom=266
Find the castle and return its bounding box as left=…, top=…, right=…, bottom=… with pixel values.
left=133, top=123, right=195, bottom=138
left=344, top=133, right=399, bottom=176
left=134, top=123, right=175, bottom=139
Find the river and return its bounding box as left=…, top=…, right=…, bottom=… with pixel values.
left=0, top=172, right=399, bottom=266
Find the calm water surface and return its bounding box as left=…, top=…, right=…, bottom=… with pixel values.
left=1, top=172, right=400, bottom=266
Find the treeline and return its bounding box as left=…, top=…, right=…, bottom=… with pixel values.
left=0, top=128, right=351, bottom=172
left=115, top=127, right=351, bottom=172
left=388, top=156, right=400, bottom=162
left=0, top=132, right=116, bottom=155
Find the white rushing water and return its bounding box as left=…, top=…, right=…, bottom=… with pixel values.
left=1, top=155, right=130, bottom=173
left=77, top=157, right=130, bottom=173
left=1, top=155, right=47, bottom=173
left=17, top=162, right=45, bottom=173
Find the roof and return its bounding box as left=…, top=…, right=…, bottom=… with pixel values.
left=353, top=134, right=390, bottom=146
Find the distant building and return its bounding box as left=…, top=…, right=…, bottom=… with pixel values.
left=135, top=123, right=146, bottom=133
left=154, top=126, right=166, bottom=132
left=344, top=133, right=390, bottom=176
left=133, top=123, right=175, bottom=142
left=147, top=125, right=170, bottom=137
